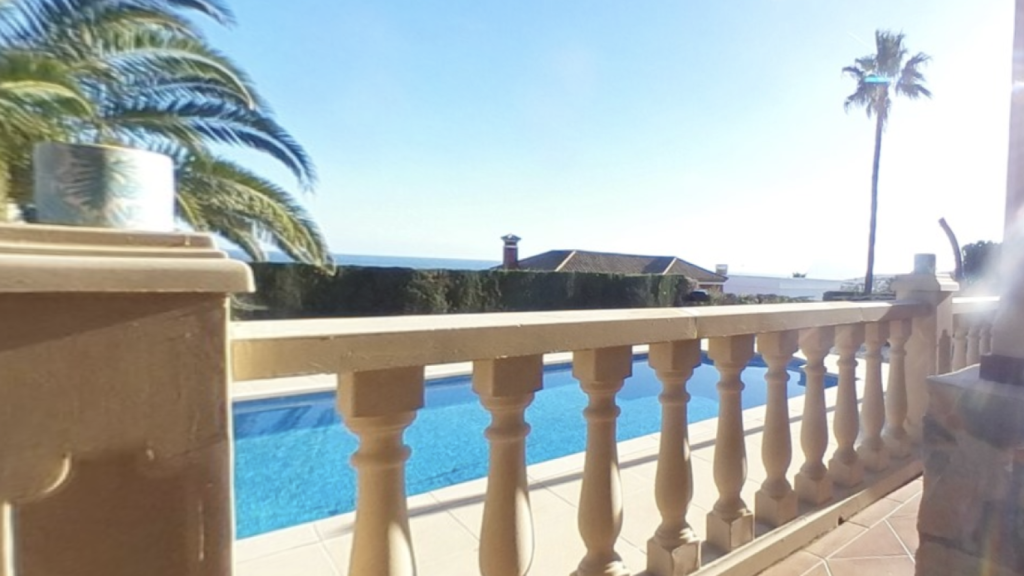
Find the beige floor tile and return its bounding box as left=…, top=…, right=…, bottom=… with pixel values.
left=324, top=495, right=480, bottom=574
left=427, top=477, right=488, bottom=504
left=826, top=555, right=915, bottom=575
left=890, top=493, right=921, bottom=518
left=618, top=435, right=659, bottom=456
left=320, top=535, right=352, bottom=574
left=617, top=539, right=647, bottom=574
left=531, top=487, right=587, bottom=574
left=760, top=550, right=825, bottom=576
left=236, top=543, right=339, bottom=576
left=313, top=512, right=355, bottom=541
left=885, top=478, right=923, bottom=503
left=847, top=496, right=903, bottom=528
left=621, top=454, right=659, bottom=481
left=620, top=466, right=655, bottom=496
left=618, top=477, right=659, bottom=550
left=803, top=564, right=830, bottom=576
left=886, top=516, right=919, bottom=554
left=235, top=524, right=320, bottom=563
left=526, top=451, right=586, bottom=482
left=409, top=504, right=481, bottom=564
left=802, top=522, right=867, bottom=559
left=831, top=522, right=911, bottom=558
left=418, top=550, right=480, bottom=576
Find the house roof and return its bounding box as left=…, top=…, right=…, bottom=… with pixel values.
left=515, top=250, right=727, bottom=283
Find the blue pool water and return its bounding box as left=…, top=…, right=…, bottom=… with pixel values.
left=233, top=353, right=830, bottom=538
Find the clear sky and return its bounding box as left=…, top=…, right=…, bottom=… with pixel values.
left=205, top=0, right=1014, bottom=279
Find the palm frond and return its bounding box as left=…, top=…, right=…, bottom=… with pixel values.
left=106, top=100, right=315, bottom=187
left=177, top=154, right=331, bottom=266
left=843, top=29, right=930, bottom=124
left=0, top=0, right=233, bottom=45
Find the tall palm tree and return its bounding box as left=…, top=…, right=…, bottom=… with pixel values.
left=843, top=30, right=931, bottom=294
left=0, top=0, right=330, bottom=265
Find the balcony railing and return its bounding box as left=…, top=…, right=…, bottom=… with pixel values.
left=0, top=224, right=999, bottom=576
left=950, top=296, right=999, bottom=372
left=231, top=292, right=987, bottom=576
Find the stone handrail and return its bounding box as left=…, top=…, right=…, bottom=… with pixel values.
left=232, top=301, right=927, bottom=380
left=230, top=297, right=942, bottom=576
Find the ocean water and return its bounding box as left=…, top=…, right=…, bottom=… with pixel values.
left=224, top=248, right=498, bottom=271
left=233, top=353, right=831, bottom=538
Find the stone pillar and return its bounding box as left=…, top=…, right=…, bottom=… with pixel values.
left=646, top=340, right=701, bottom=576
left=473, top=355, right=543, bottom=576
left=573, top=347, right=632, bottom=576
left=917, top=369, right=1024, bottom=575
left=339, top=367, right=425, bottom=576
left=754, top=331, right=799, bottom=527
left=892, top=254, right=958, bottom=443
left=0, top=224, right=251, bottom=576
left=706, top=336, right=755, bottom=552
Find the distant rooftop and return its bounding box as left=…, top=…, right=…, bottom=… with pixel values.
left=515, top=249, right=727, bottom=283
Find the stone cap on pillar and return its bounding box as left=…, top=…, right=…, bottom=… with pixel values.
left=0, top=224, right=253, bottom=294
left=891, top=253, right=959, bottom=295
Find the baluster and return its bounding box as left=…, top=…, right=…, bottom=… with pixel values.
left=829, top=325, right=864, bottom=487
left=474, top=355, right=543, bottom=576
left=573, top=347, right=632, bottom=576
left=980, top=322, right=993, bottom=356
left=1, top=502, right=11, bottom=576
left=857, top=323, right=889, bottom=471
left=883, top=320, right=911, bottom=458
left=952, top=322, right=968, bottom=370
left=706, top=336, right=755, bottom=552
left=966, top=324, right=981, bottom=366
left=938, top=329, right=953, bottom=376
left=646, top=341, right=701, bottom=576
left=339, top=367, right=425, bottom=576
left=754, top=331, right=799, bottom=527
left=795, top=327, right=834, bottom=505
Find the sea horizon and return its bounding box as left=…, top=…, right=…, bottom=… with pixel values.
left=225, top=249, right=499, bottom=271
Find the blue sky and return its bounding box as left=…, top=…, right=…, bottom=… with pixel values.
left=205, top=0, right=1014, bottom=278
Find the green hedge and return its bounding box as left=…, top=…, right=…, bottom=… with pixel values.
left=237, top=263, right=696, bottom=319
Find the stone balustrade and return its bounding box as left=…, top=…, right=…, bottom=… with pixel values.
left=951, top=296, right=999, bottom=371
left=2, top=224, right=980, bottom=576
left=233, top=275, right=955, bottom=576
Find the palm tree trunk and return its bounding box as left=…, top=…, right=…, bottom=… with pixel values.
left=864, top=111, right=884, bottom=295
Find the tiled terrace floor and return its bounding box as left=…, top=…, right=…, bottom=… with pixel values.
left=234, top=354, right=919, bottom=576
left=762, top=477, right=922, bottom=575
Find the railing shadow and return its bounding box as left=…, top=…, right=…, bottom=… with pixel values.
left=401, top=399, right=848, bottom=525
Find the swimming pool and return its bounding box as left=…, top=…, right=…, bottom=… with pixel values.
left=233, top=353, right=829, bottom=538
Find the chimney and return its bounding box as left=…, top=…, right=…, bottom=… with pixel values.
left=715, top=264, right=729, bottom=276
left=501, top=234, right=521, bottom=270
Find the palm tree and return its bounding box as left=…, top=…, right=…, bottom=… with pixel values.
left=843, top=30, right=931, bottom=294
left=0, top=0, right=330, bottom=265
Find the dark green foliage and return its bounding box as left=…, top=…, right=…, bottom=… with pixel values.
left=239, top=264, right=697, bottom=319
left=962, top=240, right=1000, bottom=286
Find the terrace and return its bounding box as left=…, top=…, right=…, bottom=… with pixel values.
left=4, top=2, right=1024, bottom=574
